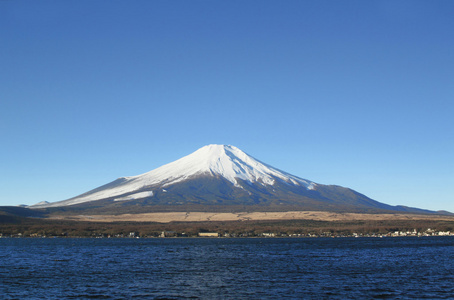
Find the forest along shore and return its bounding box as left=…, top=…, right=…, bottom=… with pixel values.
left=2, top=210, right=454, bottom=238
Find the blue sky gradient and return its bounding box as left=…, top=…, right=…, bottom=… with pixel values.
left=1, top=1, right=453, bottom=211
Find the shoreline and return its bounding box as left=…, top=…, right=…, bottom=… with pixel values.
left=2, top=235, right=454, bottom=239
left=3, top=210, right=454, bottom=238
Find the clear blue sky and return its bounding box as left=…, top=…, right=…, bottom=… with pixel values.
left=1, top=1, right=453, bottom=212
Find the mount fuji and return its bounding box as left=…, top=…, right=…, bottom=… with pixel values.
left=30, top=144, right=432, bottom=214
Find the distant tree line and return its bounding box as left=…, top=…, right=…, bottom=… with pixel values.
left=1, top=217, right=453, bottom=238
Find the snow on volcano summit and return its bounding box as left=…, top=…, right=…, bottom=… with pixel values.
left=137, top=144, right=313, bottom=187
left=30, top=144, right=316, bottom=208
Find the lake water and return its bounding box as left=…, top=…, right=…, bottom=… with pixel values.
left=1, top=237, right=454, bottom=299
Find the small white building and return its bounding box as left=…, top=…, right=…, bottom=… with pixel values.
left=262, top=233, right=275, bottom=237
left=198, top=232, right=219, bottom=237
left=438, top=231, right=451, bottom=236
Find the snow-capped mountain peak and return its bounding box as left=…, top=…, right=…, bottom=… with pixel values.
left=30, top=144, right=315, bottom=208
left=136, top=144, right=312, bottom=187
left=28, top=144, right=433, bottom=214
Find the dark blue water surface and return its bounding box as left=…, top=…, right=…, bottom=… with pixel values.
left=1, top=237, right=454, bottom=299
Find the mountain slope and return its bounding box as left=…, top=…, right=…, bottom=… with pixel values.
left=29, top=144, right=434, bottom=214
left=31, top=145, right=315, bottom=208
